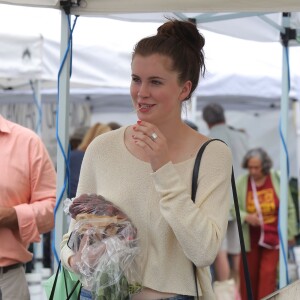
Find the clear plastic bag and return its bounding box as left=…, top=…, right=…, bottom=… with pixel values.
left=64, top=194, right=142, bottom=299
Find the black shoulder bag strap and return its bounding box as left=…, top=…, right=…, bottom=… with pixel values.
left=49, top=260, right=81, bottom=300
left=191, top=139, right=253, bottom=300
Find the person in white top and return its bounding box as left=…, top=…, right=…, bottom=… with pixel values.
left=60, top=20, right=232, bottom=300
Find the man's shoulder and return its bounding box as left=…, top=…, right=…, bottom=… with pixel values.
left=209, top=124, right=228, bottom=136
left=227, top=126, right=249, bottom=148
left=3, top=118, right=40, bottom=140
left=233, top=129, right=247, bottom=139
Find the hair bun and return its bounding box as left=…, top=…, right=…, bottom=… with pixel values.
left=157, top=19, right=205, bottom=52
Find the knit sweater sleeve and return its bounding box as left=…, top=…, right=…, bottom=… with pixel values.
left=151, top=140, right=232, bottom=267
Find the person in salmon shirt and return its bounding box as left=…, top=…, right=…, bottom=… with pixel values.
left=0, top=114, right=56, bottom=300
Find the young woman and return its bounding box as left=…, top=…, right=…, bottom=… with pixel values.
left=60, top=19, right=232, bottom=300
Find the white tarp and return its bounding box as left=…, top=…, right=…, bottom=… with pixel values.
left=0, top=4, right=300, bottom=109
left=1, top=1, right=300, bottom=43
left=0, top=32, right=43, bottom=88
left=1, top=0, right=300, bottom=13
left=71, top=12, right=300, bottom=42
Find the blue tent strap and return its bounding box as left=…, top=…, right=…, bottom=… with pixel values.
left=52, top=14, right=79, bottom=264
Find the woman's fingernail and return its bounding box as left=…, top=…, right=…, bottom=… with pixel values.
left=137, top=120, right=142, bottom=124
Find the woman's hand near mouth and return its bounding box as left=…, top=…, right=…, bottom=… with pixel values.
left=132, top=120, right=170, bottom=171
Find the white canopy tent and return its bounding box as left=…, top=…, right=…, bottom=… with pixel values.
left=0, top=32, right=43, bottom=88
left=1, top=0, right=300, bottom=12
left=1, top=17, right=300, bottom=108
left=0, top=27, right=45, bottom=133
left=3, top=5, right=300, bottom=169
left=2, top=5, right=299, bottom=104
left=1, top=0, right=300, bottom=290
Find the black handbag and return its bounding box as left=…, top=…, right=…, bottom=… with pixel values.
left=191, top=139, right=253, bottom=300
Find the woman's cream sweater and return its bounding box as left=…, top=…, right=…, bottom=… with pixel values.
left=60, top=127, right=232, bottom=299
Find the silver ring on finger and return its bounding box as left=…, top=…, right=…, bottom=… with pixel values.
left=150, top=132, right=158, bottom=141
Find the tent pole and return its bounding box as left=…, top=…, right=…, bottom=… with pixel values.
left=54, top=9, right=71, bottom=270
left=32, top=79, right=43, bottom=273
left=295, top=100, right=300, bottom=224
left=279, top=42, right=289, bottom=289
left=33, top=79, right=41, bottom=136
